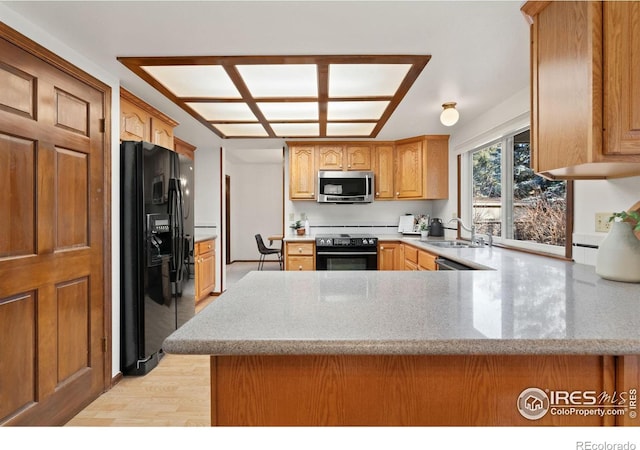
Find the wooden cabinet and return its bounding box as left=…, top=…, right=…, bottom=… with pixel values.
left=120, top=87, right=178, bottom=150
left=289, top=145, right=316, bottom=200
left=174, top=137, right=196, bottom=160
left=317, top=144, right=372, bottom=171
left=522, top=1, right=640, bottom=180
left=288, top=137, right=448, bottom=201
left=603, top=1, right=640, bottom=157
left=373, top=144, right=395, bottom=199
left=403, top=244, right=419, bottom=271
left=285, top=242, right=315, bottom=271
left=377, top=241, right=402, bottom=270
left=395, top=135, right=449, bottom=200
left=345, top=145, right=372, bottom=170
left=317, top=145, right=344, bottom=170
left=418, top=249, right=437, bottom=271
left=195, top=239, right=216, bottom=302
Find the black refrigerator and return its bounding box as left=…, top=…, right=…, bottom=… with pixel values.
left=120, top=140, right=195, bottom=376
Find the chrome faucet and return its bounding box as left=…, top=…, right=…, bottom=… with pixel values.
left=448, top=217, right=492, bottom=247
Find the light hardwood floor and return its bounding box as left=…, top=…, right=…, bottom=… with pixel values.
left=66, top=262, right=279, bottom=426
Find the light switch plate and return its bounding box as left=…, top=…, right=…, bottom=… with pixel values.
left=595, top=212, right=612, bottom=232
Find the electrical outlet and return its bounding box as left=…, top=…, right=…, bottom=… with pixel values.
left=595, top=212, right=613, bottom=232
left=451, top=212, right=457, bottom=220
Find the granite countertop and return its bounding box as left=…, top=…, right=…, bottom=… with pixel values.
left=164, top=241, right=640, bottom=356
left=193, top=230, right=217, bottom=243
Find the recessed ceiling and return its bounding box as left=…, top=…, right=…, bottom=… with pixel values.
left=118, top=55, right=431, bottom=139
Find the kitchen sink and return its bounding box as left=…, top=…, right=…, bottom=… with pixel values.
left=427, top=240, right=479, bottom=249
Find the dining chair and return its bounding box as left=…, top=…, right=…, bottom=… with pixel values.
left=254, top=234, right=283, bottom=270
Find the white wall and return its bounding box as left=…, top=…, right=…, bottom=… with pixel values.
left=194, top=145, right=222, bottom=291
left=226, top=160, right=283, bottom=261
left=1, top=4, right=225, bottom=375
left=1, top=4, right=124, bottom=376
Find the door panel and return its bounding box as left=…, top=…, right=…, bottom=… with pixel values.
left=0, top=133, right=36, bottom=257
left=0, top=30, right=107, bottom=425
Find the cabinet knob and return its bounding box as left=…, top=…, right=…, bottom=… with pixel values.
left=347, top=164, right=351, bottom=168
left=380, top=246, right=385, bottom=250
left=376, top=192, right=380, bottom=196
left=298, top=265, right=303, bottom=270
left=298, top=248, right=303, bottom=253
left=396, top=192, right=400, bottom=195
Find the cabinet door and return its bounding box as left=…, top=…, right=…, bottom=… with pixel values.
left=198, top=250, right=215, bottom=298
left=195, top=240, right=215, bottom=300
left=395, top=140, right=424, bottom=198
left=318, top=145, right=344, bottom=170
left=120, top=98, right=150, bottom=142
left=151, top=117, right=175, bottom=150
left=346, top=145, right=371, bottom=170
left=289, top=146, right=316, bottom=199
left=418, top=250, right=437, bottom=271
left=378, top=242, right=399, bottom=270
left=373, top=145, right=395, bottom=199
left=603, top=1, right=640, bottom=155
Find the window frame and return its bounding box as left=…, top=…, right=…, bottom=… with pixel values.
left=459, top=126, right=573, bottom=259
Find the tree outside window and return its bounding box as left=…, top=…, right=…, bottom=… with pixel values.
left=471, top=129, right=567, bottom=248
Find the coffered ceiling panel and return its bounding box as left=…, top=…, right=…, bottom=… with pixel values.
left=118, top=55, right=431, bottom=139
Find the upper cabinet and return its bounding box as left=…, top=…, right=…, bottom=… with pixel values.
left=289, top=145, right=316, bottom=200
left=317, top=144, right=372, bottom=171
left=394, top=135, right=449, bottom=200
left=522, top=1, right=640, bottom=180
left=287, top=136, right=449, bottom=201
left=373, top=144, right=395, bottom=199
left=120, top=88, right=178, bottom=150
left=174, top=137, right=196, bottom=160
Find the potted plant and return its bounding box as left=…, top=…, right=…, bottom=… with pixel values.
left=290, top=220, right=305, bottom=235
left=419, top=221, right=429, bottom=241
left=595, top=211, right=640, bottom=283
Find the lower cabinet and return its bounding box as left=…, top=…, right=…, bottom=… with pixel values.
left=195, top=239, right=216, bottom=301
left=379, top=241, right=438, bottom=271
left=285, top=242, right=315, bottom=271
left=377, top=241, right=403, bottom=270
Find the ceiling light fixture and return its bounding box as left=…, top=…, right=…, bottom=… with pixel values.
left=440, top=102, right=459, bottom=126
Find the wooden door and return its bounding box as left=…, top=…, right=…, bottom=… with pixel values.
left=345, top=145, right=371, bottom=170
left=377, top=242, right=399, bottom=270
left=151, top=117, right=175, bottom=150
left=120, top=97, right=150, bottom=142
left=395, top=140, right=424, bottom=198
left=373, top=145, right=395, bottom=199
left=289, top=145, right=316, bottom=199
left=0, top=29, right=108, bottom=425
left=603, top=1, right=640, bottom=155
left=317, top=145, right=344, bottom=170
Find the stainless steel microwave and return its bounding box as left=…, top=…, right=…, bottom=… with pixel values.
left=317, top=170, right=374, bottom=203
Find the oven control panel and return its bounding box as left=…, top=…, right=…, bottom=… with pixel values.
left=316, top=236, right=378, bottom=247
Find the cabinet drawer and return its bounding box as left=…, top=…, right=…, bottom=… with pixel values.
left=286, top=242, right=314, bottom=256
left=418, top=250, right=437, bottom=271
left=196, top=239, right=215, bottom=255
left=404, top=245, right=418, bottom=263
left=287, top=256, right=314, bottom=271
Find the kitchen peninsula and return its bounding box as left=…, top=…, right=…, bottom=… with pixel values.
left=163, top=242, right=640, bottom=426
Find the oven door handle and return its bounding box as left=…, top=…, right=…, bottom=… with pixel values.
left=317, top=251, right=378, bottom=256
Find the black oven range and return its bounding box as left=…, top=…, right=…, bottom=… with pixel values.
left=315, top=234, right=378, bottom=271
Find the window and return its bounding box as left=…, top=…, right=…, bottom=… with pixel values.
left=467, top=128, right=569, bottom=255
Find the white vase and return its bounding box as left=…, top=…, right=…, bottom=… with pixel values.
left=595, top=221, right=640, bottom=283
left=420, top=230, right=429, bottom=241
